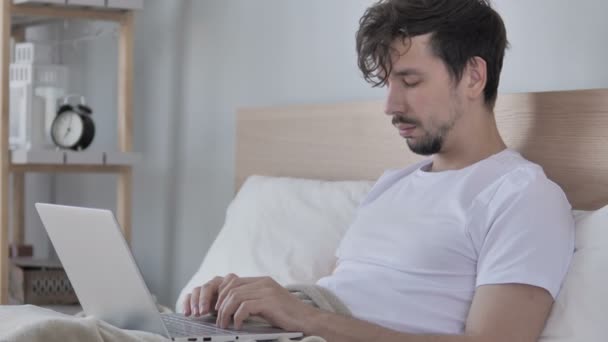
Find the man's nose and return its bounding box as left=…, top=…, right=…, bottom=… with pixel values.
left=384, top=83, right=407, bottom=116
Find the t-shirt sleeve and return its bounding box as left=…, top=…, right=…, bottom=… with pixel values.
left=474, top=168, right=575, bottom=299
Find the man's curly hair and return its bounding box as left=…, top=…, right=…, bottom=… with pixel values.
left=356, top=0, right=508, bottom=107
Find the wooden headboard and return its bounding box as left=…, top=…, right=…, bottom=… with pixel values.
left=236, top=89, right=608, bottom=210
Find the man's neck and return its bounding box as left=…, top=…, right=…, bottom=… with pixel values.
left=429, top=114, right=507, bottom=172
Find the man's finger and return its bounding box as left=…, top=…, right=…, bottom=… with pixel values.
left=219, top=274, right=238, bottom=291
left=215, top=274, right=238, bottom=309
left=183, top=293, right=192, bottom=316
left=200, top=276, right=224, bottom=315
left=216, top=278, right=272, bottom=326
left=217, top=285, right=269, bottom=329
left=215, top=276, right=267, bottom=311
left=215, top=275, right=241, bottom=310
left=233, top=300, right=264, bottom=330
left=189, top=287, right=202, bottom=316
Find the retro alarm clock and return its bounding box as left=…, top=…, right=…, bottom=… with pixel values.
left=50, top=95, right=95, bottom=151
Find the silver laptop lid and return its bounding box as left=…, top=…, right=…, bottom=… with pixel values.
left=35, top=203, right=169, bottom=338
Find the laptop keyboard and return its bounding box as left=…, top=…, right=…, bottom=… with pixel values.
left=161, top=313, right=239, bottom=337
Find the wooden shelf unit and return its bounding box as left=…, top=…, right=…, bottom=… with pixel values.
left=0, top=0, right=135, bottom=304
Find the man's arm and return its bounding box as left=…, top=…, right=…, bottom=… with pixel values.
left=185, top=276, right=553, bottom=342
left=304, top=283, right=554, bottom=342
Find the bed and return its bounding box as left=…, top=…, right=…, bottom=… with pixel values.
left=186, top=87, right=608, bottom=341
left=2, top=88, right=608, bottom=341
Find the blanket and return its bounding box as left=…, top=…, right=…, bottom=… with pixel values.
left=0, top=305, right=168, bottom=342
left=0, top=285, right=348, bottom=342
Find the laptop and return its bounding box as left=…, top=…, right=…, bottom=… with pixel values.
left=35, top=203, right=303, bottom=342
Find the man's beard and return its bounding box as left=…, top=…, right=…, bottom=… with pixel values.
left=393, top=111, right=460, bottom=156
left=407, top=132, right=444, bottom=156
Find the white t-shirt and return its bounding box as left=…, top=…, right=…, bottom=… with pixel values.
left=316, top=149, right=574, bottom=334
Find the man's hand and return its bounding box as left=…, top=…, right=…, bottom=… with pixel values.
left=183, top=274, right=318, bottom=331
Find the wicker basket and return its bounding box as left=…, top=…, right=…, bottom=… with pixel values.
left=9, top=258, right=79, bottom=305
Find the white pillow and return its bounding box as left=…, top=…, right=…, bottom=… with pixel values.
left=540, top=204, right=608, bottom=341
left=175, top=175, right=373, bottom=312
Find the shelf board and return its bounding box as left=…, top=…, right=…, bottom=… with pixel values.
left=10, top=163, right=126, bottom=173
left=11, top=15, right=54, bottom=28
left=9, top=149, right=138, bottom=173
left=10, top=2, right=129, bottom=27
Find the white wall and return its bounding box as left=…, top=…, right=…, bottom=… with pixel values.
left=495, top=0, right=608, bottom=92
left=28, top=0, right=607, bottom=307
left=168, top=0, right=383, bottom=307
left=53, top=2, right=191, bottom=305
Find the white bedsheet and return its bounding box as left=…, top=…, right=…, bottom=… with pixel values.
left=0, top=295, right=329, bottom=342
left=0, top=305, right=168, bottom=342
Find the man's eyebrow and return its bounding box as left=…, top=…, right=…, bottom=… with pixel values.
left=392, top=68, right=424, bottom=77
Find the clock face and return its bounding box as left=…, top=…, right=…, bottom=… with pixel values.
left=51, top=112, right=84, bottom=148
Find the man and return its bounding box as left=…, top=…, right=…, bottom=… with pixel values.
left=183, top=1, right=574, bottom=341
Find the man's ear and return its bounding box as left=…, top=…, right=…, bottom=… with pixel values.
left=464, top=56, right=488, bottom=101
